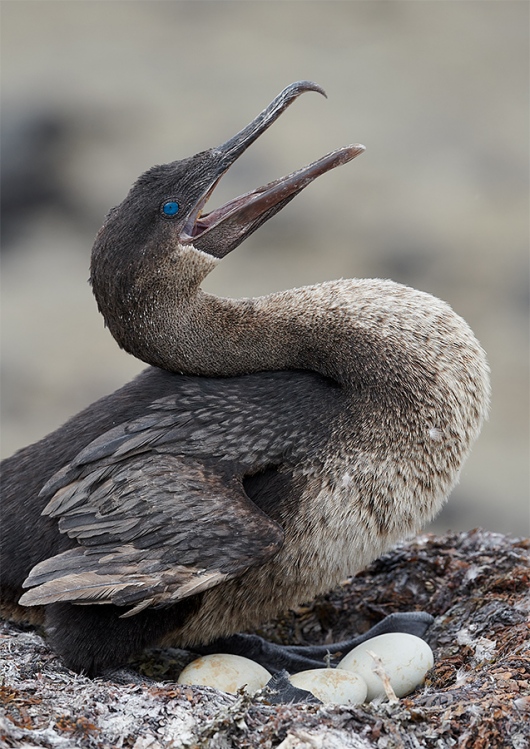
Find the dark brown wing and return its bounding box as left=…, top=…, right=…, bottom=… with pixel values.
left=20, top=451, right=283, bottom=616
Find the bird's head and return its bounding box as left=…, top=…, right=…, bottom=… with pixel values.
left=90, top=81, right=364, bottom=357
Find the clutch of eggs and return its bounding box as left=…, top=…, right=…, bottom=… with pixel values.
left=177, top=632, right=434, bottom=704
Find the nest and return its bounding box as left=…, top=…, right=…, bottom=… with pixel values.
left=1, top=529, right=529, bottom=748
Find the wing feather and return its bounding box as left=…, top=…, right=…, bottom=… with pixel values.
left=22, top=451, right=283, bottom=614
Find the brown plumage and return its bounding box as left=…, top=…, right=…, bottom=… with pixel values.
left=0, top=82, right=490, bottom=675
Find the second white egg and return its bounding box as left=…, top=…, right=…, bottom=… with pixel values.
left=289, top=668, right=368, bottom=704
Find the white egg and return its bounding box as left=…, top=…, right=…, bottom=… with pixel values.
left=338, top=632, right=434, bottom=700
left=289, top=668, right=368, bottom=705
left=177, top=653, right=271, bottom=695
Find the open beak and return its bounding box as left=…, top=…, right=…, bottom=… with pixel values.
left=180, top=81, right=365, bottom=258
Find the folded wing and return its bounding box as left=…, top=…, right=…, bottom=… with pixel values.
left=20, top=448, right=284, bottom=616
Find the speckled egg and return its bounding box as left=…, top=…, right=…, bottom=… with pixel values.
left=177, top=653, right=271, bottom=695
left=289, top=668, right=368, bottom=704
left=338, top=632, right=434, bottom=700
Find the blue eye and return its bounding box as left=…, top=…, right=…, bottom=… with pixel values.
left=161, top=200, right=179, bottom=217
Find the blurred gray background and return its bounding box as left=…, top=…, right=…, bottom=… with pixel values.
left=1, top=1, right=528, bottom=536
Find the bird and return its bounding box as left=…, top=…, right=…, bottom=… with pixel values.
left=0, top=82, right=490, bottom=679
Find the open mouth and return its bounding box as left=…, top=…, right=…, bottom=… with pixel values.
left=180, top=81, right=365, bottom=258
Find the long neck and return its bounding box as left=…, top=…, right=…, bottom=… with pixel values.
left=127, top=277, right=486, bottom=415
left=130, top=280, right=361, bottom=381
